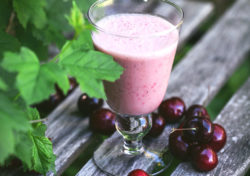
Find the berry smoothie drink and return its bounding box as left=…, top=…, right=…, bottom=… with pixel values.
left=92, top=14, right=179, bottom=115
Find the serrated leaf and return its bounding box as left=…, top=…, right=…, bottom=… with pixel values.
left=66, top=1, right=85, bottom=36
left=29, top=123, right=56, bottom=174
left=76, top=74, right=106, bottom=99
left=60, top=50, right=123, bottom=99
left=1, top=47, right=70, bottom=105
left=60, top=31, right=93, bottom=59
left=27, top=107, right=40, bottom=121
left=0, top=31, right=20, bottom=58
left=13, top=0, right=47, bottom=29
left=0, top=93, right=31, bottom=164
left=14, top=107, right=43, bottom=170
left=61, top=50, right=123, bottom=81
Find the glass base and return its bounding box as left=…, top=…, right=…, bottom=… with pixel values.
left=93, top=140, right=173, bottom=176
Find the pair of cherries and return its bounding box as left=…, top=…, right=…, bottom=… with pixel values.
left=77, top=93, right=116, bottom=135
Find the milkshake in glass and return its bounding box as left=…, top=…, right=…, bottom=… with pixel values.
left=92, top=14, right=179, bottom=115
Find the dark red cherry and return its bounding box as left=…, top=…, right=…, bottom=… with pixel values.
left=208, top=124, right=226, bottom=152
left=78, top=93, right=103, bottom=116
left=67, top=77, right=78, bottom=95
left=169, top=130, right=189, bottom=160
left=183, top=116, right=214, bottom=143
left=90, top=108, right=116, bottom=135
left=158, top=97, right=186, bottom=123
left=186, top=105, right=210, bottom=119
left=128, top=169, right=149, bottom=176
left=191, top=145, right=218, bottom=171
left=147, top=113, right=166, bottom=137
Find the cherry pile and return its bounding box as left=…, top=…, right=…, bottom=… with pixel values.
left=165, top=98, right=227, bottom=172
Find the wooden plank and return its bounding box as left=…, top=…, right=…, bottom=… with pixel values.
left=0, top=1, right=214, bottom=176
left=171, top=78, right=250, bottom=176
left=76, top=0, right=250, bottom=175
left=169, top=0, right=214, bottom=47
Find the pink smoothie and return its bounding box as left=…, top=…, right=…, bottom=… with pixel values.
left=92, top=14, right=179, bottom=115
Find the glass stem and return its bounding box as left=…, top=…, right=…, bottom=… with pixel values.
left=123, top=139, right=144, bottom=155
left=115, top=114, right=152, bottom=155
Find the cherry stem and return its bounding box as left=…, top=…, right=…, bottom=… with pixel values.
left=170, top=127, right=197, bottom=133
left=30, top=118, right=48, bottom=124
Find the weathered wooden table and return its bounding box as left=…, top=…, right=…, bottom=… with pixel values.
left=1, top=0, right=249, bottom=175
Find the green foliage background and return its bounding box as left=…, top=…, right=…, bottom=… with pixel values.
left=0, top=0, right=123, bottom=175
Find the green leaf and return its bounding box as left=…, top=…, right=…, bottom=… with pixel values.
left=0, top=93, right=31, bottom=164
left=31, top=25, right=66, bottom=49
left=29, top=123, right=56, bottom=174
left=0, top=77, right=7, bottom=90
left=60, top=49, right=123, bottom=99
left=27, top=107, right=40, bottom=121
left=60, top=31, right=93, bottom=59
left=0, top=31, right=20, bottom=58
left=12, top=107, right=56, bottom=174
left=61, top=50, right=123, bottom=81
left=2, top=47, right=70, bottom=105
left=29, top=0, right=71, bottom=48
left=0, top=121, right=14, bottom=165
left=45, top=0, right=72, bottom=32
left=0, top=0, right=12, bottom=30
left=66, top=1, right=85, bottom=36
left=14, top=132, right=33, bottom=169
left=15, top=25, right=49, bottom=61
left=13, top=0, right=47, bottom=29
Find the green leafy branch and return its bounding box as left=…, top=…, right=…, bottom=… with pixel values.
left=0, top=0, right=123, bottom=175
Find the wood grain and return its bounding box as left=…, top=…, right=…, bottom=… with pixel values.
left=171, top=78, right=250, bottom=176
left=174, top=0, right=214, bottom=47
left=76, top=0, right=250, bottom=175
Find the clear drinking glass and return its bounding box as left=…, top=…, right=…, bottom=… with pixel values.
left=88, top=0, right=183, bottom=175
